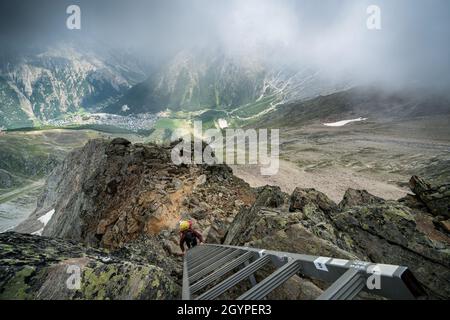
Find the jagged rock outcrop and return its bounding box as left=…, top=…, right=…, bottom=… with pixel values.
left=224, top=186, right=288, bottom=245
left=4, top=137, right=450, bottom=300
left=223, top=186, right=356, bottom=300
left=16, top=138, right=255, bottom=250
left=289, top=188, right=340, bottom=244
left=409, top=175, right=450, bottom=218
left=339, top=188, right=384, bottom=209
left=225, top=186, right=358, bottom=259
left=224, top=180, right=450, bottom=299
left=0, top=232, right=179, bottom=300
left=290, top=187, right=338, bottom=214
left=332, top=203, right=450, bottom=299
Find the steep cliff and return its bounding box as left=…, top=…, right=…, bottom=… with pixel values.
left=15, top=138, right=256, bottom=250
left=3, top=138, right=450, bottom=300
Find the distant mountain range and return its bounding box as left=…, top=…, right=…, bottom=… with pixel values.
left=1, top=44, right=449, bottom=131
left=0, top=44, right=147, bottom=129
left=105, top=49, right=352, bottom=116
left=0, top=45, right=352, bottom=129
left=254, top=87, right=450, bottom=128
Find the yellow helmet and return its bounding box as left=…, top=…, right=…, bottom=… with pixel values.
left=179, top=220, right=191, bottom=231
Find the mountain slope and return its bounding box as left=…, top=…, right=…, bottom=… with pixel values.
left=5, top=137, right=450, bottom=299
left=104, top=50, right=351, bottom=117
left=254, top=87, right=450, bottom=128
left=0, top=45, right=147, bottom=129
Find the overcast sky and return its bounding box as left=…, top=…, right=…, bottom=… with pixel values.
left=1, top=0, right=449, bottom=89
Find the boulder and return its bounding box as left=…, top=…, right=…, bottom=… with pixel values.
left=110, top=137, right=131, bottom=146
left=289, top=188, right=339, bottom=244
left=331, top=203, right=450, bottom=299
left=289, top=188, right=338, bottom=214
left=0, top=232, right=179, bottom=300
left=409, top=175, right=450, bottom=218
left=339, top=188, right=384, bottom=209
left=223, top=186, right=287, bottom=245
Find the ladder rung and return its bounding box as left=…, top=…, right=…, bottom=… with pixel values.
left=197, top=255, right=271, bottom=300
left=237, top=260, right=301, bottom=300
left=189, top=249, right=243, bottom=283
left=186, top=246, right=216, bottom=265
left=188, top=247, right=228, bottom=269
left=190, top=248, right=236, bottom=275
left=190, top=251, right=254, bottom=294
left=317, top=268, right=365, bottom=300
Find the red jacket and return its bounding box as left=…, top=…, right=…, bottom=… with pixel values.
left=179, top=229, right=203, bottom=252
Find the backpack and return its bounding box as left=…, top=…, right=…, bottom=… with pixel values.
left=184, top=230, right=196, bottom=243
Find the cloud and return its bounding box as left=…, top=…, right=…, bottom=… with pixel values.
left=0, top=0, right=449, bottom=90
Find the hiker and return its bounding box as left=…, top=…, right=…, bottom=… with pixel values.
left=179, top=220, right=204, bottom=254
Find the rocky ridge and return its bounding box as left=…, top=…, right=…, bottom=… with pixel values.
left=1, top=138, right=449, bottom=299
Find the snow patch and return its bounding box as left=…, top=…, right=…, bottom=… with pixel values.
left=217, top=118, right=228, bottom=129
left=32, top=228, right=44, bottom=236
left=38, top=209, right=55, bottom=226
left=323, top=117, right=367, bottom=127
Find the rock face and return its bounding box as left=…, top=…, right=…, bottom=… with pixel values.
left=16, top=138, right=255, bottom=250
left=290, top=187, right=338, bottom=214
left=0, top=232, right=179, bottom=300
left=332, top=204, right=450, bottom=299
left=410, top=175, right=450, bottom=218
left=224, top=186, right=288, bottom=246
left=0, top=169, right=14, bottom=188
left=225, top=181, right=450, bottom=299
left=339, top=188, right=384, bottom=209
left=4, top=138, right=450, bottom=300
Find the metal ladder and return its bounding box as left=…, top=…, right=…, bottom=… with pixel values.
left=182, top=244, right=426, bottom=300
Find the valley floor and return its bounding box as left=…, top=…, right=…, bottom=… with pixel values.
left=232, top=159, right=407, bottom=203
left=1, top=115, right=449, bottom=231
left=233, top=116, right=450, bottom=202
left=0, top=180, right=44, bottom=232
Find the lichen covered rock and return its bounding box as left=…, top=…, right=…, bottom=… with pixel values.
left=0, top=232, right=179, bottom=300
left=339, top=188, right=384, bottom=209
left=410, top=175, right=450, bottom=218
left=331, top=203, right=450, bottom=299
left=224, top=183, right=450, bottom=299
